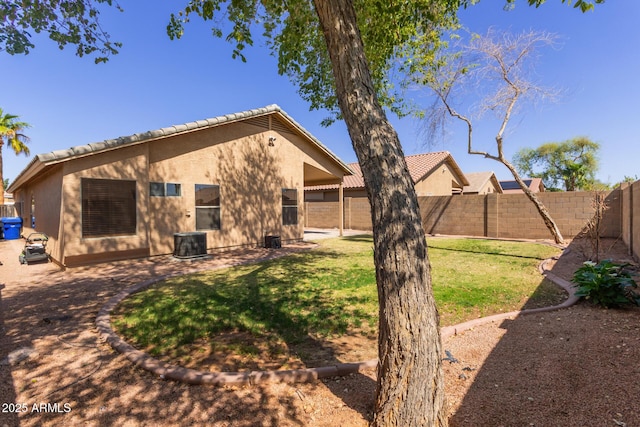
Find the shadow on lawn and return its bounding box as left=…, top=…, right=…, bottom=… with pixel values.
left=446, top=237, right=640, bottom=426
left=340, top=235, right=375, bottom=244
left=2, top=241, right=368, bottom=426
left=113, top=247, right=377, bottom=422
left=428, top=244, right=554, bottom=261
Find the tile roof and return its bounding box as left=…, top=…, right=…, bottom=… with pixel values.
left=9, top=105, right=353, bottom=192
left=306, top=151, right=468, bottom=191
left=463, top=171, right=502, bottom=194
left=405, top=151, right=452, bottom=183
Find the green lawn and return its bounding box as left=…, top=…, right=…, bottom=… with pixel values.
left=112, top=236, right=563, bottom=362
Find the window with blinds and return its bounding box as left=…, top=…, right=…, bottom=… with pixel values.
left=81, top=178, right=137, bottom=237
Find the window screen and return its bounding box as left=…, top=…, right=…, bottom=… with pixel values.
left=82, top=178, right=137, bottom=237
left=195, top=184, right=220, bottom=230
left=282, top=188, right=298, bottom=225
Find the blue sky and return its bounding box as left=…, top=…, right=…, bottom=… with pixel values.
left=2, top=1, right=638, bottom=187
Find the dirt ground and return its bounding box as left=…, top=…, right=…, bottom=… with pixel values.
left=1, top=236, right=639, bottom=427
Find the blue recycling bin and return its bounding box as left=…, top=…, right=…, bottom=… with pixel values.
left=1, top=217, right=23, bottom=240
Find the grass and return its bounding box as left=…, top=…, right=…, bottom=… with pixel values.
left=112, top=236, right=563, bottom=364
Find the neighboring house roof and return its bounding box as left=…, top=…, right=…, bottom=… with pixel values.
left=3, top=192, right=14, bottom=205
left=463, top=171, right=503, bottom=194
left=305, top=151, right=469, bottom=191
left=500, top=178, right=546, bottom=194
left=8, top=104, right=353, bottom=193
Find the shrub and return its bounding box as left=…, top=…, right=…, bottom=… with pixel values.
left=573, top=260, right=640, bottom=308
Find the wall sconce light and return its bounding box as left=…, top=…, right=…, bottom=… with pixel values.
left=268, top=136, right=276, bottom=147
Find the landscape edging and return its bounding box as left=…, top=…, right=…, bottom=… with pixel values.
left=96, top=245, right=579, bottom=385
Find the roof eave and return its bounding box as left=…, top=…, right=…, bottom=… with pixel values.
left=8, top=104, right=354, bottom=192
left=7, top=155, right=46, bottom=193
left=272, top=108, right=353, bottom=176
left=445, top=156, right=470, bottom=187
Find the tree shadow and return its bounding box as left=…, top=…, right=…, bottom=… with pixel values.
left=445, top=237, right=640, bottom=426
left=0, top=241, right=319, bottom=426
left=112, top=245, right=377, bottom=421
left=1, top=227, right=380, bottom=426
left=428, top=244, right=552, bottom=261
left=340, top=234, right=375, bottom=244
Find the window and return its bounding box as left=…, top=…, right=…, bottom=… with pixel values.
left=150, top=182, right=181, bottom=197
left=150, top=182, right=164, bottom=197
left=195, top=184, right=220, bottom=230
left=82, top=178, right=136, bottom=237
left=166, top=183, right=181, bottom=197
left=282, top=188, right=298, bottom=225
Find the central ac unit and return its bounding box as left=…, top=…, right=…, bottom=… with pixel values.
left=174, top=232, right=207, bottom=258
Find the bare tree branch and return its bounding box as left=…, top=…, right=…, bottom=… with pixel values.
left=418, top=28, right=566, bottom=244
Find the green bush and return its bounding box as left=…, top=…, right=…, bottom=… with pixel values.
left=573, top=260, right=640, bottom=308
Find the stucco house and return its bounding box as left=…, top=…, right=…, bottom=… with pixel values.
left=463, top=171, right=503, bottom=195
left=7, top=105, right=352, bottom=267
left=304, top=151, right=469, bottom=201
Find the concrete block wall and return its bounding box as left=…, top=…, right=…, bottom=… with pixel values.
left=420, top=195, right=486, bottom=236
left=492, top=191, right=621, bottom=240
left=304, top=201, right=341, bottom=228
left=306, top=188, right=626, bottom=242
left=633, top=184, right=640, bottom=259
left=621, top=181, right=640, bottom=260
left=305, top=197, right=373, bottom=231
left=347, top=197, right=373, bottom=231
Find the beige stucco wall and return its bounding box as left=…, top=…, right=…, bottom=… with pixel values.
left=475, top=181, right=501, bottom=195
left=14, top=115, right=346, bottom=266
left=60, top=144, right=151, bottom=265
left=414, top=162, right=462, bottom=196
left=146, top=121, right=321, bottom=255
left=12, top=165, right=64, bottom=262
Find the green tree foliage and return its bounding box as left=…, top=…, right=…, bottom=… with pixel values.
left=505, top=0, right=604, bottom=11
left=0, top=108, right=30, bottom=203
left=514, top=137, right=600, bottom=191
left=0, top=0, right=123, bottom=63
left=166, top=0, right=461, bottom=124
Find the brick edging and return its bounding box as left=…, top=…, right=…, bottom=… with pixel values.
left=441, top=247, right=580, bottom=339
left=96, top=244, right=578, bottom=385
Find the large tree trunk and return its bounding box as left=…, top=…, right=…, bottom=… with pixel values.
left=313, top=1, right=447, bottom=425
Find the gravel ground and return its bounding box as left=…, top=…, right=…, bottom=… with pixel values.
left=1, top=235, right=638, bottom=427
